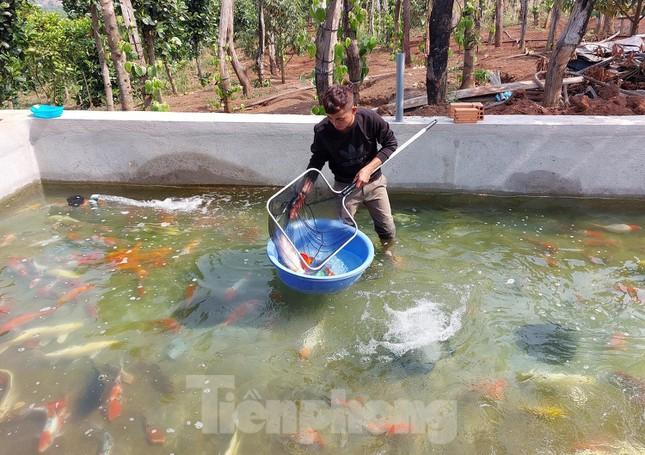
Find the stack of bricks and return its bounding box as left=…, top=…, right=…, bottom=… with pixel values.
left=449, top=102, right=484, bottom=123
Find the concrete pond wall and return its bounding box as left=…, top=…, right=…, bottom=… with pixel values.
left=1, top=110, right=644, bottom=201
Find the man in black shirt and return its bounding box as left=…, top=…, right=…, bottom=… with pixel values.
left=294, top=84, right=398, bottom=246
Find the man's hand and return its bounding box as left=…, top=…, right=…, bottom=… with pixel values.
left=353, top=157, right=383, bottom=189
left=288, top=178, right=314, bottom=219
left=353, top=167, right=372, bottom=189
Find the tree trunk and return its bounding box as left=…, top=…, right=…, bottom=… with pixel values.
left=142, top=26, right=155, bottom=66
left=90, top=3, right=114, bottom=111
left=267, top=30, right=278, bottom=76
left=394, top=0, right=401, bottom=38
left=218, top=0, right=233, bottom=112
left=546, top=0, right=561, bottom=50
left=495, top=0, right=503, bottom=47
left=164, top=60, right=178, bottom=95
left=461, top=6, right=476, bottom=88
left=315, top=0, right=343, bottom=102
left=629, top=0, right=643, bottom=35
left=279, top=50, right=286, bottom=84
left=227, top=4, right=252, bottom=96
left=519, top=0, right=529, bottom=51
left=99, top=0, right=134, bottom=110
left=543, top=8, right=551, bottom=28
left=343, top=0, right=362, bottom=102
left=369, top=0, right=375, bottom=35
left=383, top=0, right=389, bottom=42
left=403, top=0, right=411, bottom=66
left=603, top=13, right=615, bottom=37
left=118, top=0, right=145, bottom=63
left=256, top=0, right=266, bottom=85
left=195, top=51, right=204, bottom=84
left=425, top=0, right=432, bottom=54
left=426, top=0, right=456, bottom=103
left=543, top=0, right=595, bottom=107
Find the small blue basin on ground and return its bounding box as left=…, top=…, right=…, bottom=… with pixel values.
left=267, top=219, right=374, bottom=294
left=30, top=104, right=64, bottom=119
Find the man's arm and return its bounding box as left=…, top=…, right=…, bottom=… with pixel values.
left=354, top=113, right=397, bottom=188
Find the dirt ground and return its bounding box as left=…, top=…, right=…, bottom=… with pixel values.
left=165, top=19, right=644, bottom=116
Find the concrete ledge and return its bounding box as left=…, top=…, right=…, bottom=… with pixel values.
left=1, top=110, right=644, bottom=199
left=0, top=112, right=40, bottom=201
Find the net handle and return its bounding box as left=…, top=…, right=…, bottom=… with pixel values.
left=340, top=119, right=438, bottom=197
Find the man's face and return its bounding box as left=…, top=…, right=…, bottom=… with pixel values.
left=327, top=105, right=357, bottom=133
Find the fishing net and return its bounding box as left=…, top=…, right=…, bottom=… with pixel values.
left=267, top=168, right=357, bottom=275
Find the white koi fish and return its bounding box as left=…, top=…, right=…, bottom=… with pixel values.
left=274, top=233, right=305, bottom=274
left=44, top=340, right=120, bottom=358
left=0, top=322, right=83, bottom=355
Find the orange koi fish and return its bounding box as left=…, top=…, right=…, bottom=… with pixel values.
left=292, top=428, right=325, bottom=447
left=0, top=233, right=16, bottom=248
left=222, top=299, right=262, bottom=326
left=57, top=284, right=95, bottom=306
left=366, top=421, right=414, bottom=436
left=105, top=371, right=124, bottom=422
left=472, top=378, right=508, bottom=401
left=0, top=308, right=56, bottom=336
left=31, top=398, right=69, bottom=453
left=224, top=273, right=251, bottom=302
left=584, top=238, right=619, bottom=247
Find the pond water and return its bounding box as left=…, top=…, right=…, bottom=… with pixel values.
left=0, top=184, right=643, bottom=454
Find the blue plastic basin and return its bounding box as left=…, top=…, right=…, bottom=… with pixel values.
left=267, top=219, right=374, bottom=294
left=31, top=104, right=64, bottom=119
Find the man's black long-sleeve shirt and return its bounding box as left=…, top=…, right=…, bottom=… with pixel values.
left=307, top=108, right=398, bottom=184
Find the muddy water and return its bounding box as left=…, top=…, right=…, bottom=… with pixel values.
left=0, top=184, right=643, bottom=454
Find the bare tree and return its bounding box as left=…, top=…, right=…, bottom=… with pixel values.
left=519, top=0, right=529, bottom=51
left=615, top=0, right=644, bottom=35
left=218, top=0, right=233, bottom=112
left=544, top=0, right=596, bottom=106
left=461, top=3, right=477, bottom=89
left=99, top=0, right=134, bottom=110
left=256, top=0, right=266, bottom=85
left=495, top=0, right=504, bottom=46
left=315, top=0, right=343, bottom=101
left=343, top=0, right=362, bottom=102
left=427, top=0, right=456, bottom=103
left=227, top=4, right=252, bottom=96
left=403, top=0, right=411, bottom=66
left=90, top=3, right=114, bottom=111
left=546, top=0, right=562, bottom=50
left=118, top=0, right=145, bottom=63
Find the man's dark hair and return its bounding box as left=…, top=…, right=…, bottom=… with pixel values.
left=322, top=84, right=355, bottom=114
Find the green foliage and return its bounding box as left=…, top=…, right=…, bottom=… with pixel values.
left=454, top=1, right=478, bottom=50
left=311, top=104, right=326, bottom=115
left=474, top=68, right=489, bottom=84
left=0, top=0, right=27, bottom=105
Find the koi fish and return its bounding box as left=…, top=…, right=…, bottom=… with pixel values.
left=145, top=422, right=165, bottom=445
left=298, top=322, right=323, bottom=360
left=0, top=307, right=56, bottom=336
left=7, top=257, right=31, bottom=278
left=44, top=339, right=119, bottom=358
left=593, top=223, right=641, bottom=234
left=471, top=378, right=508, bottom=401
left=57, top=284, right=95, bottom=306
left=0, top=233, right=16, bottom=248
left=292, top=428, right=325, bottom=447
left=0, top=369, right=15, bottom=421
left=366, top=421, right=414, bottom=436
left=521, top=404, right=567, bottom=420
left=179, top=239, right=201, bottom=256
left=608, top=333, right=628, bottom=350
left=615, top=282, right=644, bottom=304
left=223, top=429, right=241, bottom=455
left=224, top=273, right=251, bottom=302
left=48, top=215, right=80, bottom=224
left=99, top=431, right=114, bottom=455
left=222, top=299, right=262, bottom=326
left=0, top=321, right=83, bottom=355
left=30, top=398, right=69, bottom=453
left=104, top=374, right=123, bottom=422
left=47, top=268, right=81, bottom=280
left=526, top=238, right=559, bottom=253
left=274, top=233, right=305, bottom=273
left=583, top=237, right=619, bottom=247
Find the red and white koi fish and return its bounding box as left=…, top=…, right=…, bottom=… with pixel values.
left=224, top=273, right=251, bottom=302
left=292, top=428, right=325, bottom=447
left=30, top=398, right=69, bottom=453
left=7, top=257, right=31, bottom=278
left=0, top=307, right=56, bottom=336
left=593, top=223, right=641, bottom=234
left=222, top=299, right=262, bottom=326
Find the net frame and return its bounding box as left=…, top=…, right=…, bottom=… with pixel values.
left=267, top=168, right=358, bottom=273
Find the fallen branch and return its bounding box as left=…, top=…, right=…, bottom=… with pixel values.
left=581, top=74, right=645, bottom=97
left=504, top=30, right=518, bottom=45
left=243, top=85, right=313, bottom=108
